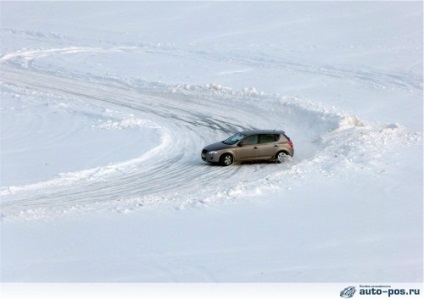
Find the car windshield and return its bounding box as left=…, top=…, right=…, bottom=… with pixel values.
left=223, top=132, right=245, bottom=145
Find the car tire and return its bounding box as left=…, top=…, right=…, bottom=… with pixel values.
left=276, top=151, right=290, bottom=163
left=220, top=153, right=233, bottom=166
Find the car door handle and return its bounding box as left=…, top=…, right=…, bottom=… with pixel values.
left=254, top=146, right=258, bottom=149
left=274, top=145, right=278, bottom=147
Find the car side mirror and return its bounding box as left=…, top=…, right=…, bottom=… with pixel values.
left=238, top=142, right=244, bottom=147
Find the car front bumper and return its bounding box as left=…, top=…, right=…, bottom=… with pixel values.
left=201, top=150, right=220, bottom=163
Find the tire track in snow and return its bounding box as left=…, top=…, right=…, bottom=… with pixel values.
left=1, top=47, right=420, bottom=220
left=0, top=64, right=280, bottom=218
left=2, top=44, right=421, bottom=93
left=126, top=45, right=423, bottom=93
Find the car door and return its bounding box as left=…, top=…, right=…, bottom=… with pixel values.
left=235, top=135, right=259, bottom=161
left=258, top=134, right=279, bottom=159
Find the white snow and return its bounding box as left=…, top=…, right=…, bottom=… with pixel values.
left=0, top=0, right=422, bottom=292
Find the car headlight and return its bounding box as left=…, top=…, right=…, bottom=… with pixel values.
left=208, top=151, right=218, bottom=155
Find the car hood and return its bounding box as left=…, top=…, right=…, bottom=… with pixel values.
left=204, top=141, right=233, bottom=151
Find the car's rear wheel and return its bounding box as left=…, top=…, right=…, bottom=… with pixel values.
left=220, top=153, right=233, bottom=166
left=276, top=151, right=290, bottom=163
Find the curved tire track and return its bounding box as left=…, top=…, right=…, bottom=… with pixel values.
left=1, top=64, right=288, bottom=218
left=2, top=45, right=416, bottom=220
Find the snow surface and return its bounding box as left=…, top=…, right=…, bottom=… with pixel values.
left=0, top=1, right=422, bottom=284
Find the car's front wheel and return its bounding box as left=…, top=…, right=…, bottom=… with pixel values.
left=276, top=151, right=290, bottom=163
left=220, top=153, right=233, bottom=166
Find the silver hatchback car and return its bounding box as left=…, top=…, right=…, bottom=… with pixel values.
left=201, top=130, right=294, bottom=166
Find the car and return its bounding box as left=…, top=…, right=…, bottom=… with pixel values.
left=201, top=130, right=294, bottom=166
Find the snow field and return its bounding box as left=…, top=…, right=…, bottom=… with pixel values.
left=0, top=1, right=422, bottom=285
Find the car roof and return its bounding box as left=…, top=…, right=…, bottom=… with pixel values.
left=240, top=129, right=285, bottom=135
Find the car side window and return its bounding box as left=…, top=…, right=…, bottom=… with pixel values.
left=242, top=135, right=258, bottom=145
left=259, top=134, right=278, bottom=144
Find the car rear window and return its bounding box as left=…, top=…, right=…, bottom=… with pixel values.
left=259, top=134, right=279, bottom=144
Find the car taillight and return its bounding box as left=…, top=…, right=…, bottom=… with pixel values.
left=288, top=140, right=293, bottom=148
